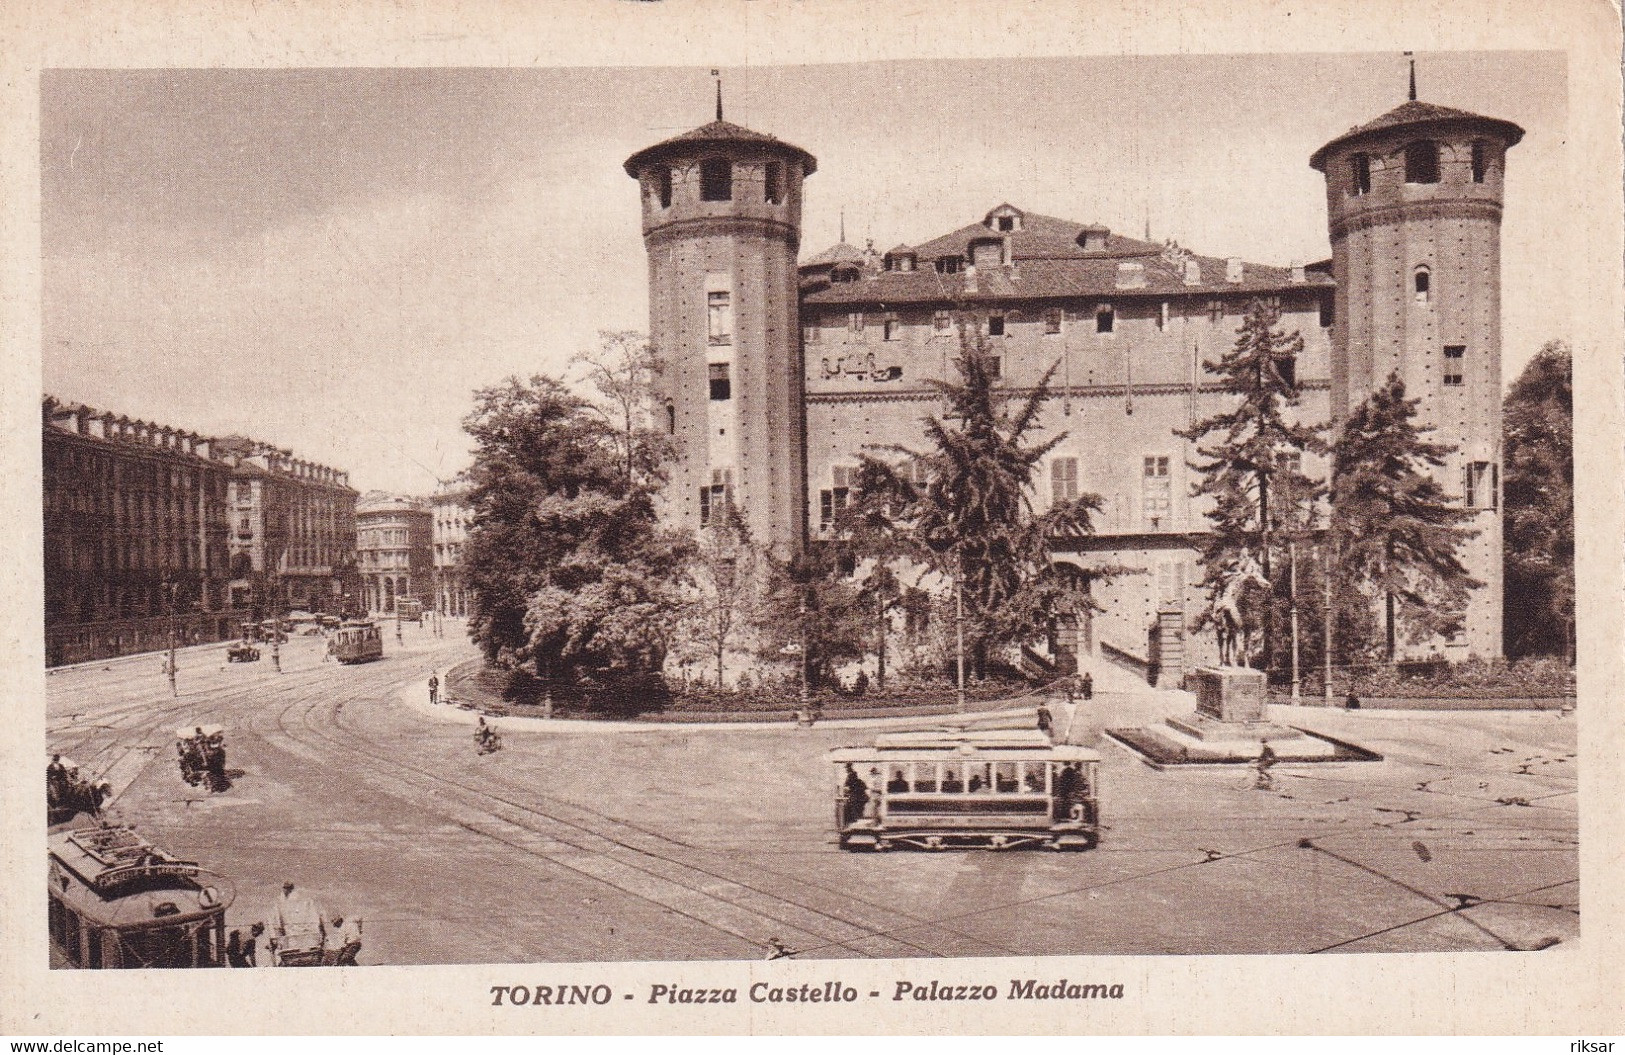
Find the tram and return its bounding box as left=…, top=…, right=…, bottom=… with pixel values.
left=828, top=730, right=1102, bottom=851
left=48, top=824, right=234, bottom=968
left=330, top=620, right=384, bottom=664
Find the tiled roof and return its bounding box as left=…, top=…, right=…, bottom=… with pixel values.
left=624, top=119, right=817, bottom=177
left=803, top=242, right=866, bottom=266
left=1310, top=100, right=1524, bottom=170
left=802, top=208, right=1332, bottom=307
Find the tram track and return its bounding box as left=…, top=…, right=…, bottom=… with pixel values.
left=272, top=689, right=1024, bottom=960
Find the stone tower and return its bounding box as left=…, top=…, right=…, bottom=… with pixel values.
left=1311, top=96, right=1523, bottom=658
left=624, top=114, right=816, bottom=555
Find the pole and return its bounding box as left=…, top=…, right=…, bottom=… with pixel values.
left=799, top=591, right=809, bottom=708
left=954, top=560, right=966, bottom=713
left=1322, top=544, right=1333, bottom=703
left=1289, top=539, right=1300, bottom=705
left=165, top=580, right=178, bottom=698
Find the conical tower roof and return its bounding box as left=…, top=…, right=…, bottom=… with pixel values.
left=1311, top=100, right=1524, bottom=171
left=624, top=119, right=817, bottom=177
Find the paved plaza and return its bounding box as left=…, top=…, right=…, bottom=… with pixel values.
left=46, top=624, right=1578, bottom=963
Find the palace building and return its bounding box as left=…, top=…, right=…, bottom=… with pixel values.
left=624, top=89, right=1520, bottom=679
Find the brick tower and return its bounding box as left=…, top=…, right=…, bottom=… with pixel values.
left=624, top=106, right=816, bottom=555
left=1311, top=90, right=1523, bottom=658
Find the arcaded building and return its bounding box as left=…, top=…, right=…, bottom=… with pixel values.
left=355, top=492, right=434, bottom=616
left=625, top=91, right=1518, bottom=676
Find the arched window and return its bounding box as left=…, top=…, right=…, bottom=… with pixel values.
left=1351, top=153, right=1371, bottom=196
left=657, top=168, right=673, bottom=208
left=1414, top=266, right=1431, bottom=304
left=1404, top=141, right=1440, bottom=184
left=700, top=158, right=732, bottom=202
left=1471, top=142, right=1487, bottom=184
left=763, top=161, right=784, bottom=204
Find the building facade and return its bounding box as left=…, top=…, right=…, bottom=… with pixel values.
left=430, top=482, right=472, bottom=617
left=212, top=436, right=359, bottom=617
left=626, top=91, right=1518, bottom=674
left=356, top=492, right=434, bottom=615
left=43, top=399, right=240, bottom=666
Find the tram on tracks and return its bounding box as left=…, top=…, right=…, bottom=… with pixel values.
left=330, top=620, right=384, bottom=664
left=829, top=730, right=1101, bottom=851
left=48, top=824, right=234, bottom=968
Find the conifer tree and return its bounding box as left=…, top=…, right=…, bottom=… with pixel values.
left=1328, top=371, right=1479, bottom=662
left=1178, top=298, right=1324, bottom=669
left=1502, top=340, right=1574, bottom=660
left=843, top=324, right=1103, bottom=678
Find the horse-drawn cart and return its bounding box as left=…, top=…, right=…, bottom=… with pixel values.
left=175, top=725, right=228, bottom=791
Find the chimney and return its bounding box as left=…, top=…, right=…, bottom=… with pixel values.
left=1225, top=258, right=1244, bottom=284
left=963, top=264, right=978, bottom=294
left=1184, top=259, right=1202, bottom=285
left=1289, top=260, right=1306, bottom=284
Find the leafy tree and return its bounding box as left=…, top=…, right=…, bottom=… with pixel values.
left=1328, top=371, right=1479, bottom=662
left=673, top=509, right=767, bottom=688
left=462, top=374, right=690, bottom=680
left=757, top=545, right=869, bottom=692
left=571, top=330, right=670, bottom=493
left=843, top=324, right=1103, bottom=678
left=1177, top=297, right=1325, bottom=670
left=1502, top=340, right=1574, bottom=661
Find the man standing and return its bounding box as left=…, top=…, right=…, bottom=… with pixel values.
left=428, top=671, right=440, bottom=706
left=1035, top=702, right=1054, bottom=739
left=1080, top=671, right=1094, bottom=701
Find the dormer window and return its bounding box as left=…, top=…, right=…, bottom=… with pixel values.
left=935, top=256, right=963, bottom=275
left=700, top=158, right=733, bottom=201
left=1404, top=141, right=1440, bottom=184
left=997, top=216, right=1014, bottom=232
left=1078, top=226, right=1110, bottom=251
left=831, top=266, right=860, bottom=284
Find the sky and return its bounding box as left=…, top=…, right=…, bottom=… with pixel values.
left=41, top=53, right=1569, bottom=495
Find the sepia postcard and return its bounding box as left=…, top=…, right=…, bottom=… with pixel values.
left=1, top=0, right=1621, bottom=1037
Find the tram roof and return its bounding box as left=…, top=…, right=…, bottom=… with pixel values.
left=48, top=826, right=232, bottom=926
left=830, top=729, right=1100, bottom=762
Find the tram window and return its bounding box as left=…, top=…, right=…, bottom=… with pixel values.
left=914, top=763, right=938, bottom=793
left=994, top=762, right=1019, bottom=793
left=1022, top=762, right=1047, bottom=793
left=941, top=765, right=965, bottom=793
left=85, top=927, right=101, bottom=969
left=887, top=765, right=910, bottom=793
left=966, top=763, right=991, bottom=793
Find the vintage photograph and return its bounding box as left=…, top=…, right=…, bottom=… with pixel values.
left=36, top=50, right=1581, bottom=975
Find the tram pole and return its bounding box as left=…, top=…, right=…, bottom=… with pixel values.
left=954, top=559, right=966, bottom=714
left=1322, top=543, right=1334, bottom=703
left=1289, top=539, right=1300, bottom=706
left=164, top=577, right=178, bottom=698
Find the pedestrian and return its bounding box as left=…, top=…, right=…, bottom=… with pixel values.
left=1054, top=762, right=1079, bottom=820
left=765, top=937, right=795, bottom=960
left=1081, top=671, right=1093, bottom=701
left=428, top=671, right=440, bottom=706
left=226, top=928, right=249, bottom=967
left=1035, top=701, right=1053, bottom=738
left=47, top=753, right=68, bottom=800
left=245, top=922, right=265, bottom=967
left=1254, top=740, right=1278, bottom=790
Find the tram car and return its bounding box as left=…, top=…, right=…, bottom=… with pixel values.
left=828, top=730, right=1101, bottom=851
left=48, top=824, right=234, bottom=968
left=175, top=725, right=227, bottom=789
left=330, top=620, right=384, bottom=663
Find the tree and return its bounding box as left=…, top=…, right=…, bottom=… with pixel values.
left=571, top=330, right=670, bottom=493
left=1328, top=371, right=1480, bottom=663
left=843, top=323, right=1103, bottom=678
left=1177, top=297, right=1325, bottom=670
left=757, top=545, right=868, bottom=692
left=673, top=509, right=767, bottom=688
left=462, top=374, right=690, bottom=680
left=1502, top=340, right=1574, bottom=661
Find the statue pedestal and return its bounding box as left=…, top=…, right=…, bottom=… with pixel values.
left=1189, top=666, right=1267, bottom=723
